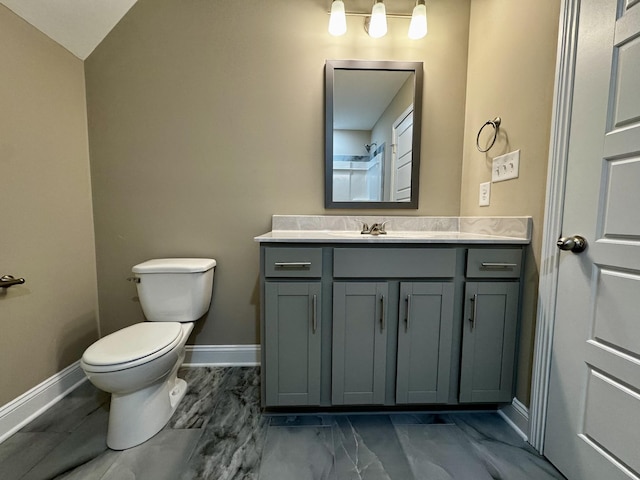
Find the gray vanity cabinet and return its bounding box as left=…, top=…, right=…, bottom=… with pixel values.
left=332, top=282, right=388, bottom=405
left=396, top=282, right=455, bottom=404
left=260, top=243, right=526, bottom=409
left=263, top=247, right=323, bottom=407
left=459, top=248, right=523, bottom=403
left=264, top=282, right=322, bottom=406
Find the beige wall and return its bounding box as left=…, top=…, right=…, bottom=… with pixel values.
left=0, top=7, right=98, bottom=405
left=460, top=0, right=560, bottom=405
left=85, top=0, right=470, bottom=344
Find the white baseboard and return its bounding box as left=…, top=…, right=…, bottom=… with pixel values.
left=0, top=361, right=87, bottom=444
left=183, top=344, right=261, bottom=367
left=498, top=397, right=530, bottom=442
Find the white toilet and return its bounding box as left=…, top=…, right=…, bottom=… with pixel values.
left=80, top=258, right=216, bottom=450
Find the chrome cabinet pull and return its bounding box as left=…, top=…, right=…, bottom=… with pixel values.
left=405, top=294, right=412, bottom=332
left=480, top=262, right=518, bottom=269
left=469, top=294, right=478, bottom=330
left=274, top=262, right=311, bottom=268
left=380, top=294, right=385, bottom=332
left=312, top=294, right=318, bottom=334
left=0, top=275, right=25, bottom=288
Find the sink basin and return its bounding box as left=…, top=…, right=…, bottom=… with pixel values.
left=326, top=231, right=455, bottom=239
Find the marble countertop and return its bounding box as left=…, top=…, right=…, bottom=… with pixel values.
left=255, top=215, right=532, bottom=244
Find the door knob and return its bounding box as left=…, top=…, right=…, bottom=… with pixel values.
left=556, top=235, right=587, bottom=253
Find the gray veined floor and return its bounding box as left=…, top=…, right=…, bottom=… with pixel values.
left=0, top=367, right=566, bottom=480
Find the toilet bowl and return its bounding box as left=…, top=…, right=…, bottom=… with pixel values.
left=80, top=258, right=215, bottom=450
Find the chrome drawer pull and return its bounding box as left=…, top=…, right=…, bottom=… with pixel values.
left=405, top=294, right=412, bottom=332
left=380, top=294, right=385, bottom=333
left=274, top=262, right=311, bottom=268
left=480, top=262, right=518, bottom=269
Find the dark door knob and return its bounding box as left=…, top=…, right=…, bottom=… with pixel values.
left=557, top=235, right=587, bottom=253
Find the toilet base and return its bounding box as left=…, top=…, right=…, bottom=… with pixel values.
left=106, top=366, right=187, bottom=450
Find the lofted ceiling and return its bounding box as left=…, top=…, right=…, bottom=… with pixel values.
left=0, top=0, right=138, bottom=60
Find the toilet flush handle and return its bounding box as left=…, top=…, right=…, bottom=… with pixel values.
left=126, top=276, right=140, bottom=283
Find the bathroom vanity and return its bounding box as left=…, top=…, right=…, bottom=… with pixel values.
left=255, top=216, right=531, bottom=409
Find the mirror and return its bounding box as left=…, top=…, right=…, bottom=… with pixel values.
left=325, top=60, right=423, bottom=209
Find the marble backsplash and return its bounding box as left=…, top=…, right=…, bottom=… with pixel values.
left=270, top=215, right=532, bottom=240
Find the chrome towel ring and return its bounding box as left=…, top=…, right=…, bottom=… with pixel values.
left=476, top=117, right=501, bottom=153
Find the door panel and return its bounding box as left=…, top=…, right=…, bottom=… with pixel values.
left=332, top=282, right=388, bottom=405
left=545, top=0, right=640, bottom=478
left=264, top=282, right=321, bottom=406
left=396, top=282, right=454, bottom=404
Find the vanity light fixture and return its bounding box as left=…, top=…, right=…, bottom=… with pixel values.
left=327, top=0, right=429, bottom=39
left=328, top=0, right=347, bottom=36
left=368, top=0, right=388, bottom=38
left=408, top=0, right=427, bottom=39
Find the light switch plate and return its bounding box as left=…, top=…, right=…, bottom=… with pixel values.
left=492, top=150, right=520, bottom=182
left=479, top=181, right=491, bottom=206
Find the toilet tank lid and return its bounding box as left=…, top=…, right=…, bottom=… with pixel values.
left=132, top=258, right=216, bottom=273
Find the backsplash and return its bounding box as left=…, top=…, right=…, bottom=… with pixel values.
left=270, top=215, right=531, bottom=240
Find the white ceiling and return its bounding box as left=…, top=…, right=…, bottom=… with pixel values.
left=0, top=0, right=138, bottom=60
left=334, top=70, right=412, bottom=130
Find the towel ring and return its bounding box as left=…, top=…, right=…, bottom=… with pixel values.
left=476, top=117, right=501, bottom=153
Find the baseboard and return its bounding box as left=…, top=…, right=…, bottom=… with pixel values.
left=183, top=344, right=261, bottom=367
left=0, top=361, right=87, bottom=444
left=498, top=397, right=529, bottom=442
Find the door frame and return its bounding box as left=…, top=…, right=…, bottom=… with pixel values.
left=528, top=0, right=580, bottom=453
left=390, top=104, right=414, bottom=201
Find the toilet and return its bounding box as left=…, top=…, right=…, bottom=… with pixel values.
left=80, top=258, right=216, bottom=450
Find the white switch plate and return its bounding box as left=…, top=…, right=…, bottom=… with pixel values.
left=492, top=150, right=520, bottom=182
left=479, top=181, right=491, bottom=206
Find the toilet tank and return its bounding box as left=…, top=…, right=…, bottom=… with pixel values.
left=132, top=258, right=216, bottom=322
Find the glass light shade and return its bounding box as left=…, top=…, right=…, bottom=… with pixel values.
left=408, top=3, right=427, bottom=39
left=368, top=2, right=387, bottom=38
left=328, top=1, right=347, bottom=36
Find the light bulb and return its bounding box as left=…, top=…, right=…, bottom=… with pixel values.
left=328, top=1, right=347, bottom=36
left=408, top=1, right=427, bottom=39
left=368, top=1, right=387, bottom=38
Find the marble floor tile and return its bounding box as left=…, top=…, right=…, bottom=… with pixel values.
left=450, top=413, right=565, bottom=480
left=180, top=369, right=268, bottom=480
left=21, top=381, right=109, bottom=434
left=0, top=432, right=64, bottom=480
left=333, top=415, right=415, bottom=480
left=168, top=367, right=230, bottom=429
left=21, top=407, right=109, bottom=480
left=393, top=424, right=494, bottom=480
left=0, top=368, right=566, bottom=480
left=259, top=426, right=335, bottom=480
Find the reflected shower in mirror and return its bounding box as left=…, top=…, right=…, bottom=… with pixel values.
left=325, top=60, right=423, bottom=209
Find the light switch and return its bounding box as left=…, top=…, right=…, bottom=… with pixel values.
left=492, top=150, right=520, bottom=182
left=479, top=182, right=491, bottom=206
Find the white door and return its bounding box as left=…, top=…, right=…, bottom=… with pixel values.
left=545, top=0, right=640, bottom=479
left=392, top=108, right=413, bottom=202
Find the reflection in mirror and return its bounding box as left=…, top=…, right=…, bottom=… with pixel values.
left=325, top=60, right=423, bottom=209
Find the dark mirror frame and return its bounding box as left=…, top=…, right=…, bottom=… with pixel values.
left=325, top=59, right=423, bottom=209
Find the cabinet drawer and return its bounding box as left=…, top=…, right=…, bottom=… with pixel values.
left=265, top=248, right=323, bottom=278
left=466, top=248, right=522, bottom=278
left=333, top=248, right=456, bottom=278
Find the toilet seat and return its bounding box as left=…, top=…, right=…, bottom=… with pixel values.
left=82, top=322, right=184, bottom=373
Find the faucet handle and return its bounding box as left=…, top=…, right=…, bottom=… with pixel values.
left=378, top=221, right=388, bottom=234
left=360, top=222, right=370, bottom=234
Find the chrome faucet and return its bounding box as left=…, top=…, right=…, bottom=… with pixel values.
left=360, top=221, right=388, bottom=235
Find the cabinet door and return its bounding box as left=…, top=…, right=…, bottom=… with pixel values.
left=459, top=282, right=519, bottom=403
left=264, top=282, right=321, bottom=406
left=332, top=282, right=388, bottom=405
left=396, top=282, right=455, bottom=404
